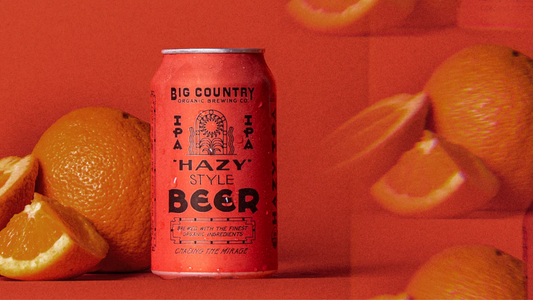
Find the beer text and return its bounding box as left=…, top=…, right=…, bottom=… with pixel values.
left=169, top=188, right=259, bottom=213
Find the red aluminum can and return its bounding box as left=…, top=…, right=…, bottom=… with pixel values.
left=150, top=48, right=278, bottom=278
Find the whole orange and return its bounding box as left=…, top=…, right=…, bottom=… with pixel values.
left=425, top=44, right=533, bottom=213
left=406, top=244, right=524, bottom=299
left=33, top=107, right=151, bottom=272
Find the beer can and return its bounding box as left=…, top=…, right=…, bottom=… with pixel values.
left=150, top=48, right=278, bottom=278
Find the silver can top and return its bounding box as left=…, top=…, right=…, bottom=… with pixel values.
left=162, top=48, right=264, bottom=54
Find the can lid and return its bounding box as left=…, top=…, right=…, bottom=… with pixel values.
left=161, top=48, right=264, bottom=54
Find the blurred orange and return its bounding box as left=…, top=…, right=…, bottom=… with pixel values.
left=324, top=93, right=428, bottom=186
left=425, top=44, right=533, bottom=213
left=406, top=244, right=524, bottom=299
left=371, top=130, right=499, bottom=218
left=286, top=0, right=416, bottom=35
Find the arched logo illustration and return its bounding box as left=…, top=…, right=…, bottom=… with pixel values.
left=188, top=109, right=235, bottom=155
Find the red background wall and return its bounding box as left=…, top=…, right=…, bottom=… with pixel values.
left=0, top=1, right=531, bottom=298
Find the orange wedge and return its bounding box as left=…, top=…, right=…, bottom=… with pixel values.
left=0, top=154, right=38, bottom=230
left=371, top=130, right=500, bottom=218
left=324, top=92, right=428, bottom=185
left=286, top=0, right=417, bottom=35
left=0, top=193, right=109, bottom=280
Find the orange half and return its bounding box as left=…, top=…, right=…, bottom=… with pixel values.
left=286, top=0, right=417, bottom=35
left=371, top=130, right=500, bottom=218
left=323, top=92, right=428, bottom=185
left=0, top=193, right=109, bottom=280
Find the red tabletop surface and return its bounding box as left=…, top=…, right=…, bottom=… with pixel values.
left=0, top=1, right=530, bottom=298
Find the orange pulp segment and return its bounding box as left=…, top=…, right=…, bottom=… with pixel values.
left=0, top=193, right=109, bottom=280
left=0, top=154, right=38, bottom=230
left=371, top=130, right=500, bottom=218
left=323, top=92, right=428, bottom=185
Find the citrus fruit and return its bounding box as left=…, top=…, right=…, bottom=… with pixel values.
left=33, top=107, right=151, bottom=272
left=286, top=0, right=416, bottom=35
left=323, top=92, right=428, bottom=185
left=405, top=244, right=525, bottom=299
left=371, top=130, right=500, bottom=218
left=0, top=154, right=39, bottom=230
left=425, top=44, right=533, bottom=213
left=0, top=193, right=109, bottom=280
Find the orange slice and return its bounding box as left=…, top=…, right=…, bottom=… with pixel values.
left=0, top=154, right=38, bottom=230
left=286, top=0, right=417, bottom=35
left=371, top=130, right=500, bottom=218
left=0, top=193, right=109, bottom=280
left=324, top=92, right=428, bottom=185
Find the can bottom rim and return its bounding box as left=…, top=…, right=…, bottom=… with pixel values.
left=152, top=269, right=277, bottom=279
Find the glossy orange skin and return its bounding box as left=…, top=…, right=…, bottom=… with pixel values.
left=33, top=107, right=151, bottom=272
